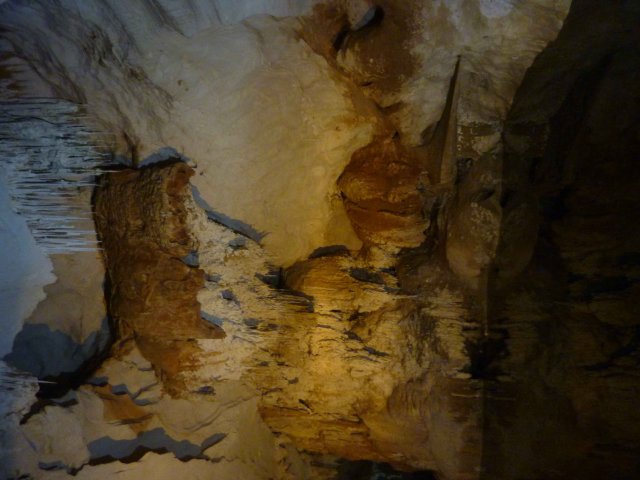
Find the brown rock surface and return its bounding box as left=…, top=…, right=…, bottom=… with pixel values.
left=94, top=161, right=223, bottom=393
left=4, top=1, right=639, bottom=479
left=88, top=4, right=640, bottom=478
left=338, top=137, right=428, bottom=248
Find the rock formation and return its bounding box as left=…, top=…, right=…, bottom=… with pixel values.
left=94, top=162, right=225, bottom=393
left=1, top=0, right=639, bottom=479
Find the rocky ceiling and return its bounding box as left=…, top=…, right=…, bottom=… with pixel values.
left=0, top=0, right=639, bottom=479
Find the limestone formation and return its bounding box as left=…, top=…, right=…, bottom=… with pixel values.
left=94, top=162, right=224, bottom=393
left=1, top=0, right=639, bottom=479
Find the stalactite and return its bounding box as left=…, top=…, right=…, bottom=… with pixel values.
left=0, top=99, right=110, bottom=254
left=0, top=361, right=40, bottom=392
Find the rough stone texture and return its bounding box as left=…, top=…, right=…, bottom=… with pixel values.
left=479, top=1, right=640, bottom=477
left=94, top=162, right=223, bottom=393
left=26, top=254, right=106, bottom=344
left=0, top=362, right=40, bottom=479
left=184, top=179, right=482, bottom=477
left=5, top=252, right=110, bottom=382
left=2, top=1, right=640, bottom=479
left=1, top=342, right=282, bottom=479
left=445, top=154, right=503, bottom=289
left=338, top=137, right=428, bottom=249
left=304, top=0, right=571, bottom=148
left=0, top=1, right=375, bottom=265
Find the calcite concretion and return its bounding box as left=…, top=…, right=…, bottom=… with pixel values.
left=81, top=157, right=478, bottom=475
left=0, top=0, right=377, bottom=265
left=0, top=96, right=111, bottom=384
left=314, top=0, right=572, bottom=148
left=184, top=175, right=484, bottom=477
left=3, top=0, right=640, bottom=479
left=94, top=162, right=223, bottom=393
left=338, top=137, right=428, bottom=249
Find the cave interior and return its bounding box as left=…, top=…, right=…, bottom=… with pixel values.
left=0, top=0, right=639, bottom=479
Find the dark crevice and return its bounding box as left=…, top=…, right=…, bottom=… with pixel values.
left=309, top=244, right=350, bottom=259
left=336, top=460, right=435, bottom=480
left=349, top=267, right=384, bottom=285
left=463, top=333, right=508, bottom=380
left=355, top=6, right=385, bottom=31
left=363, top=346, right=389, bottom=357
left=82, top=429, right=226, bottom=470
left=255, top=267, right=285, bottom=288
left=584, top=326, right=640, bottom=371
left=332, top=25, right=350, bottom=52
left=190, top=185, right=265, bottom=243
left=6, top=318, right=114, bottom=405
left=256, top=268, right=315, bottom=312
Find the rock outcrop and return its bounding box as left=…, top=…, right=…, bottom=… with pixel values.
left=94, top=162, right=224, bottom=393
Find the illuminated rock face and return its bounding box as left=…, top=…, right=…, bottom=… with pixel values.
left=94, top=162, right=224, bottom=393
left=338, top=137, right=428, bottom=249
left=0, top=0, right=376, bottom=266
left=2, top=0, right=640, bottom=479
left=89, top=159, right=476, bottom=475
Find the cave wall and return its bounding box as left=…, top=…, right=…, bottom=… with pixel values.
left=94, top=162, right=225, bottom=393
left=482, top=1, right=640, bottom=476
left=1, top=0, right=639, bottom=479
left=0, top=0, right=378, bottom=265
left=0, top=173, right=54, bottom=357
